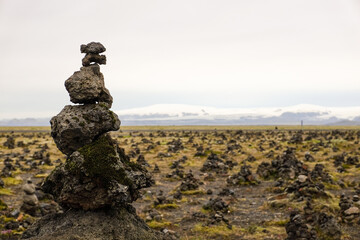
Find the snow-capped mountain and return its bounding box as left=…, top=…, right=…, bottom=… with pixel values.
left=2, top=104, right=360, bottom=126
left=115, top=104, right=360, bottom=126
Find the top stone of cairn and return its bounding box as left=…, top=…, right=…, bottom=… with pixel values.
left=80, top=42, right=106, bottom=54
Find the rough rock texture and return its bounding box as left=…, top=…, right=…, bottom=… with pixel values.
left=50, top=104, right=120, bottom=156
left=257, top=148, right=308, bottom=180
left=81, top=42, right=106, bottom=54
left=22, top=205, right=162, bottom=240
left=65, top=64, right=112, bottom=107
left=42, top=134, right=153, bottom=210
left=82, top=53, right=106, bottom=66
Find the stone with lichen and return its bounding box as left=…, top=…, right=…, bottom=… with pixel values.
left=42, top=134, right=153, bottom=210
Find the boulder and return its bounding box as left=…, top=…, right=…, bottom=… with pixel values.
left=50, top=104, right=120, bottom=156
left=64, top=64, right=112, bottom=107
left=21, top=205, right=162, bottom=240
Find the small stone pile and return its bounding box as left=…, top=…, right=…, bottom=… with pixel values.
left=227, top=164, right=259, bottom=185
left=257, top=148, right=308, bottom=180
left=200, top=153, right=231, bottom=174
left=285, top=174, right=328, bottom=200
left=339, top=194, right=360, bottom=224
left=20, top=180, right=39, bottom=216
left=202, top=197, right=229, bottom=213
left=310, top=164, right=333, bottom=183
left=4, top=136, right=15, bottom=149
left=285, top=201, right=341, bottom=240
left=179, top=171, right=202, bottom=191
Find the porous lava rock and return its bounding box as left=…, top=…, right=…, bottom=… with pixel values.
left=81, top=42, right=106, bottom=54
left=22, top=205, right=162, bottom=240
left=82, top=53, right=106, bottom=66
left=64, top=64, right=112, bottom=107
left=50, top=104, right=120, bottom=156
left=257, top=148, right=308, bottom=180
left=42, top=134, right=153, bottom=210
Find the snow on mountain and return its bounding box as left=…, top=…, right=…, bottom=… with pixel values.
left=116, top=104, right=360, bottom=121
left=2, top=104, right=360, bottom=126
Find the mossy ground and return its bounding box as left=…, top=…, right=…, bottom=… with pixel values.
left=1, top=127, right=360, bottom=239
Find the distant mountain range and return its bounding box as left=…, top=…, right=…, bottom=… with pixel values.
left=1, top=104, right=360, bottom=126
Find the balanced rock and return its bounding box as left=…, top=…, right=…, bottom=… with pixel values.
left=82, top=53, right=106, bottom=66
left=21, top=180, right=39, bottom=216
left=65, top=64, right=112, bottom=107
left=80, top=42, right=106, bottom=54
left=50, top=104, right=120, bottom=156
left=80, top=42, right=107, bottom=66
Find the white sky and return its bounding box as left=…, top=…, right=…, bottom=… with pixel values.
left=1, top=0, right=360, bottom=118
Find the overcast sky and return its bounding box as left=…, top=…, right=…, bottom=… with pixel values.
left=1, top=0, right=360, bottom=118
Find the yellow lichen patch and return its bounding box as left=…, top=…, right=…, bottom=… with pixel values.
left=34, top=173, right=48, bottom=178
left=147, top=220, right=172, bottom=229
left=181, top=189, right=206, bottom=195
left=193, top=223, right=243, bottom=239
left=155, top=203, right=180, bottom=209
left=3, top=177, right=22, bottom=186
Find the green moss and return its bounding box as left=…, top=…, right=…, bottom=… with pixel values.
left=3, top=177, right=22, bottom=186
left=76, top=134, right=132, bottom=187
left=264, top=219, right=288, bottom=227
left=193, top=223, right=240, bottom=237
left=155, top=203, right=179, bottom=209
left=0, top=199, right=8, bottom=210
left=79, top=121, right=85, bottom=127
left=99, top=103, right=108, bottom=109
left=109, top=110, right=117, bottom=126
left=147, top=220, right=172, bottom=229
left=0, top=188, right=13, bottom=196
left=181, top=189, right=206, bottom=195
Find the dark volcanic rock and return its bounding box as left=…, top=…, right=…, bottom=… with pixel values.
left=227, top=164, right=259, bottom=185
left=257, top=148, right=308, bottom=180
left=21, top=205, right=162, bottom=240
left=4, top=136, right=15, bottom=149
left=82, top=53, right=107, bottom=66
left=179, top=171, right=202, bottom=191
left=203, top=197, right=229, bottom=213
left=80, top=42, right=106, bottom=54
left=65, top=64, right=113, bottom=107
left=200, top=153, right=229, bottom=174
left=50, top=104, right=120, bottom=155
left=285, top=211, right=317, bottom=240
left=42, top=134, right=153, bottom=210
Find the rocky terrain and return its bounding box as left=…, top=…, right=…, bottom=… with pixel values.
left=1, top=126, right=360, bottom=239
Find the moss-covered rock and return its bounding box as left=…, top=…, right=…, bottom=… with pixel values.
left=42, top=134, right=153, bottom=210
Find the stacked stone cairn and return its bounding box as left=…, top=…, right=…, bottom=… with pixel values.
left=20, top=179, right=39, bottom=216
left=22, top=43, right=161, bottom=240
left=42, top=42, right=153, bottom=210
